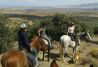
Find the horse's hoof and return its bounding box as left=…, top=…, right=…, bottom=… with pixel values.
left=63, top=60, right=66, bottom=63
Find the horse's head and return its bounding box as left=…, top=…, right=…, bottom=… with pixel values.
left=77, top=31, right=91, bottom=41
left=85, top=31, right=91, bottom=41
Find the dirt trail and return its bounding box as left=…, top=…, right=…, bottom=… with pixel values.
left=38, top=36, right=98, bottom=67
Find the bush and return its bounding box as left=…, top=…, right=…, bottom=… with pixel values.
left=94, top=26, right=98, bottom=34
left=0, top=16, right=16, bottom=53
left=38, top=14, right=90, bottom=41
left=79, top=56, right=92, bottom=65
left=89, top=47, right=98, bottom=59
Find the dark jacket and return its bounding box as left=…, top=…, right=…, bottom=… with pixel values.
left=18, top=30, right=30, bottom=52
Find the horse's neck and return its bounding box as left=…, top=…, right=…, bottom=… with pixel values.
left=77, top=32, right=86, bottom=36
left=31, top=36, right=40, bottom=50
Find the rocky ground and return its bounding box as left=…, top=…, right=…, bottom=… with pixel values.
left=38, top=35, right=98, bottom=67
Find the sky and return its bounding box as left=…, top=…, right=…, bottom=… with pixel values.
left=0, top=0, right=98, bottom=7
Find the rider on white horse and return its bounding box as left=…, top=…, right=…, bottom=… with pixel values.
left=67, top=22, right=79, bottom=45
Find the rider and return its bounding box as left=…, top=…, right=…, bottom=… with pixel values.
left=67, top=21, right=79, bottom=45
left=18, top=23, right=36, bottom=67
left=18, top=23, right=30, bottom=52
left=38, top=26, right=51, bottom=47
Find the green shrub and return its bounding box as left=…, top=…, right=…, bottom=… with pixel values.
left=38, top=13, right=90, bottom=41
left=0, top=16, right=16, bottom=53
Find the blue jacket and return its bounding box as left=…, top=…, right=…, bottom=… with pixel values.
left=18, top=30, right=30, bottom=52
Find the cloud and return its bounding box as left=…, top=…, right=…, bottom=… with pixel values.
left=0, top=0, right=98, bottom=7
left=16, top=0, right=40, bottom=2
left=23, top=0, right=38, bottom=2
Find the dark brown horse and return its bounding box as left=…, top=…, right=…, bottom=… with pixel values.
left=50, top=59, right=59, bottom=67
left=31, top=36, right=50, bottom=62
left=1, top=50, right=29, bottom=67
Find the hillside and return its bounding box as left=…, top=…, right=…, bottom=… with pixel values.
left=0, top=36, right=98, bottom=67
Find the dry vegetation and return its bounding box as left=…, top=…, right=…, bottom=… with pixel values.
left=1, top=36, right=98, bottom=67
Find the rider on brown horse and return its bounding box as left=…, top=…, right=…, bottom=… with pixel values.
left=38, top=26, right=51, bottom=47
left=18, top=23, right=36, bottom=67
left=38, top=26, right=51, bottom=61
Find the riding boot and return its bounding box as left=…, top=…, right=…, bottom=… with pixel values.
left=75, top=39, right=79, bottom=45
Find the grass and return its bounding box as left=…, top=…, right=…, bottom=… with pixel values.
left=89, top=47, right=98, bottom=59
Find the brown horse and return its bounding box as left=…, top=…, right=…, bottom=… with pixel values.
left=50, top=59, right=59, bottom=67
left=1, top=35, right=50, bottom=67
left=1, top=50, right=29, bottom=67
left=31, top=36, right=50, bottom=62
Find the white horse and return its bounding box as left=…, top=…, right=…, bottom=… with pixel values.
left=60, top=35, right=80, bottom=62
left=60, top=31, right=91, bottom=62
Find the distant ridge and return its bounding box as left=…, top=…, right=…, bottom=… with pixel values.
left=0, top=3, right=98, bottom=10
left=58, top=3, right=98, bottom=10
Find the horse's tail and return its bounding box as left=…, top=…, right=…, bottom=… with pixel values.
left=60, top=36, right=64, bottom=48
left=1, top=54, right=8, bottom=67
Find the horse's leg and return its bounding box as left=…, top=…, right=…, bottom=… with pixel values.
left=42, top=50, right=45, bottom=61
left=73, top=45, right=79, bottom=54
left=48, top=45, right=50, bottom=62
left=73, top=46, right=79, bottom=61
left=60, top=46, right=63, bottom=62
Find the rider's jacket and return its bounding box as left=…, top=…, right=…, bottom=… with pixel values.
left=18, top=30, right=30, bottom=52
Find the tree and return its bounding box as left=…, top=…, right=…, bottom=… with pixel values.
left=0, top=16, right=15, bottom=53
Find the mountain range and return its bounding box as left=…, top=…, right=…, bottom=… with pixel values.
left=0, top=3, right=98, bottom=10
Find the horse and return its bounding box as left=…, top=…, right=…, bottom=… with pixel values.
left=60, top=34, right=80, bottom=62
left=60, top=31, right=91, bottom=62
left=1, top=35, right=50, bottom=67
left=50, top=59, right=59, bottom=67
left=31, top=35, right=50, bottom=62
left=1, top=50, right=30, bottom=67
left=1, top=35, right=51, bottom=67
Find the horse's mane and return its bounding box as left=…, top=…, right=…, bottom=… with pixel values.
left=31, top=36, right=41, bottom=51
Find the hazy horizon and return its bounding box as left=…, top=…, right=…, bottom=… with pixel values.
left=0, top=0, right=98, bottom=8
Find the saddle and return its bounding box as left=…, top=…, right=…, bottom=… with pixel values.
left=69, top=35, right=75, bottom=41
left=39, top=38, right=48, bottom=51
